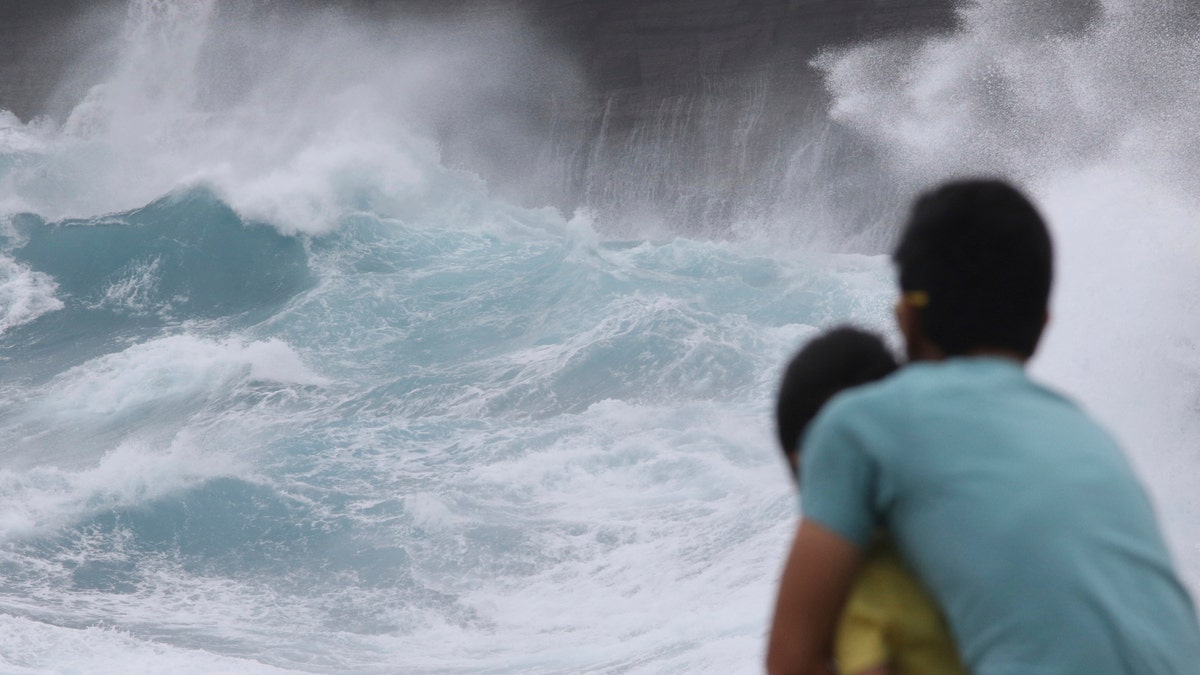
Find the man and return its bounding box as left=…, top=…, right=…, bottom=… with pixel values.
left=767, top=179, right=1200, bottom=674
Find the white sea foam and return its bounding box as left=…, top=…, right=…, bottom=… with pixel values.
left=37, top=335, right=327, bottom=418
left=0, top=254, right=64, bottom=335
left=0, top=431, right=245, bottom=541
left=372, top=397, right=792, bottom=673
left=0, top=613, right=296, bottom=674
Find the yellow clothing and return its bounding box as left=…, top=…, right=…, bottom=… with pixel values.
left=834, top=536, right=966, bottom=675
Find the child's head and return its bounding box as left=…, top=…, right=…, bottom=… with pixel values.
left=775, top=326, right=898, bottom=480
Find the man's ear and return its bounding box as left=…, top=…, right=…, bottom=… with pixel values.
left=895, top=298, right=916, bottom=342
left=895, top=297, right=940, bottom=361
left=895, top=297, right=920, bottom=359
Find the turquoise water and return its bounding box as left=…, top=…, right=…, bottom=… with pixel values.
left=0, top=156, right=894, bottom=673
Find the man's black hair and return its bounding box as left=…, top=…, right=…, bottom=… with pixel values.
left=893, top=179, right=1053, bottom=357
left=776, top=326, right=898, bottom=460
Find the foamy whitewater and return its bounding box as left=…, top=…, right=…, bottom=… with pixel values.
left=2, top=1, right=1199, bottom=672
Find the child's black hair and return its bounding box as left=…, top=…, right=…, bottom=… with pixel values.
left=893, top=179, right=1053, bottom=357
left=776, top=326, right=898, bottom=465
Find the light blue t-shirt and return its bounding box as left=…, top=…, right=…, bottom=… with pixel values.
left=800, top=357, right=1200, bottom=675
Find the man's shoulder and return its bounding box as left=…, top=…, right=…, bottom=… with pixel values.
left=813, top=357, right=1089, bottom=448
left=830, top=357, right=1075, bottom=412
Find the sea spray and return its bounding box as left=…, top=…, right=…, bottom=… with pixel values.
left=3, top=0, right=585, bottom=234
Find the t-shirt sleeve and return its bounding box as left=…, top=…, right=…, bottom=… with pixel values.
left=798, top=403, right=877, bottom=548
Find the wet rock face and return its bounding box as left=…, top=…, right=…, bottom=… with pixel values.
left=553, top=0, right=956, bottom=91
left=0, top=0, right=125, bottom=121
left=0, top=1, right=81, bottom=120
left=515, top=0, right=961, bottom=237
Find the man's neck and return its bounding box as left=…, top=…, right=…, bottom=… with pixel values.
left=965, top=347, right=1029, bottom=364
left=910, top=343, right=1029, bottom=365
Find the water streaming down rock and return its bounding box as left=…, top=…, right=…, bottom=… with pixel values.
left=1, top=1, right=1199, bottom=673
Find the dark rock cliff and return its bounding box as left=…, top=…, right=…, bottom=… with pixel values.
left=0, top=1, right=125, bottom=120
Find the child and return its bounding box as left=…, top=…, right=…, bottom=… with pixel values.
left=775, top=326, right=964, bottom=675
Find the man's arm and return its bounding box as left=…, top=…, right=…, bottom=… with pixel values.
left=766, top=518, right=863, bottom=675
